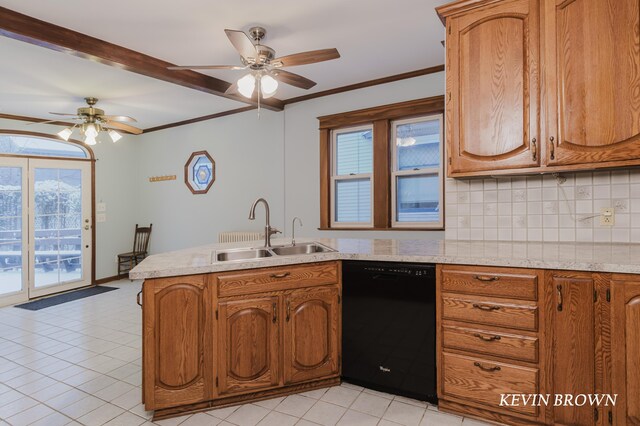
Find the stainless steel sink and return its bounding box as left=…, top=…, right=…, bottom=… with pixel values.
left=214, top=242, right=334, bottom=262
left=215, top=248, right=273, bottom=262
left=270, top=242, right=334, bottom=256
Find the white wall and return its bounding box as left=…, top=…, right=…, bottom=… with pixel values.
left=0, top=119, right=139, bottom=280
left=282, top=72, right=446, bottom=239
left=135, top=110, right=285, bottom=254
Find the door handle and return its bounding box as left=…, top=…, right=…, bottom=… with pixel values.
left=136, top=290, right=142, bottom=308
left=472, top=303, right=501, bottom=312
left=272, top=302, right=277, bottom=323
left=557, top=284, right=563, bottom=311
left=549, top=136, right=556, bottom=160
left=286, top=300, right=291, bottom=322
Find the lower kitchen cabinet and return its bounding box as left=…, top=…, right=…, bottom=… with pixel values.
left=142, top=274, right=213, bottom=410
left=284, top=286, right=340, bottom=384
left=548, top=272, right=597, bottom=425
left=611, top=274, right=640, bottom=425
left=217, top=296, right=280, bottom=396
left=141, top=261, right=341, bottom=418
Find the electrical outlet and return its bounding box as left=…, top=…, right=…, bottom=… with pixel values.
left=600, top=208, right=615, bottom=226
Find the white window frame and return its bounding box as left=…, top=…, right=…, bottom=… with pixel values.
left=391, top=114, right=444, bottom=229
left=330, top=124, right=374, bottom=228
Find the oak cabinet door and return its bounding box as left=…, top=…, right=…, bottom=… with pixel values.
left=545, top=0, right=640, bottom=166
left=218, top=296, right=280, bottom=395
left=143, top=275, right=212, bottom=410
left=446, top=0, right=540, bottom=176
left=284, top=287, right=340, bottom=384
left=611, top=277, right=640, bottom=425
left=549, top=273, right=596, bottom=425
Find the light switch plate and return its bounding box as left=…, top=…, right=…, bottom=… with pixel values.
left=97, top=203, right=106, bottom=212
left=600, top=208, right=614, bottom=226
left=96, top=213, right=107, bottom=223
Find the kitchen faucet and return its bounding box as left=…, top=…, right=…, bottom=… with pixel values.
left=291, top=217, right=302, bottom=246
left=248, top=198, right=281, bottom=248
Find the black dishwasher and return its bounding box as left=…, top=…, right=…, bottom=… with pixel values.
left=342, top=261, right=437, bottom=404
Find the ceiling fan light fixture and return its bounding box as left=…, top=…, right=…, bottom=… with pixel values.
left=108, top=129, right=122, bottom=143
left=260, top=74, right=278, bottom=98
left=84, top=123, right=99, bottom=138
left=237, top=73, right=256, bottom=98
left=84, top=133, right=97, bottom=146
left=57, top=127, right=73, bottom=141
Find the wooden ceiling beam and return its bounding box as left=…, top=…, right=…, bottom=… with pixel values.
left=0, top=7, right=284, bottom=111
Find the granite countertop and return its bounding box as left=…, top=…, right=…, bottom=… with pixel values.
left=129, top=237, right=640, bottom=279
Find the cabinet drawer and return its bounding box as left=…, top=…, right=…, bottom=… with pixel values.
left=442, top=296, right=538, bottom=331
left=217, top=262, right=339, bottom=297
left=442, top=325, right=538, bottom=363
left=441, top=268, right=538, bottom=301
left=442, top=352, right=539, bottom=417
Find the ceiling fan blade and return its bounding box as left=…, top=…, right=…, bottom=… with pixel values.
left=26, top=119, right=67, bottom=126
left=273, top=48, right=340, bottom=67
left=100, top=115, right=138, bottom=123
left=48, top=112, right=79, bottom=116
left=274, top=70, right=317, bottom=90
left=225, top=81, right=239, bottom=95
left=168, top=65, right=247, bottom=70
left=104, top=121, right=143, bottom=135
left=225, top=29, right=258, bottom=61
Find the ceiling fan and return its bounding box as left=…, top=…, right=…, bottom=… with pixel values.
left=37, top=97, right=142, bottom=145
left=169, top=27, right=340, bottom=99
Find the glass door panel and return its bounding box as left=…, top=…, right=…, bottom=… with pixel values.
left=0, top=158, right=28, bottom=305
left=29, top=159, right=91, bottom=297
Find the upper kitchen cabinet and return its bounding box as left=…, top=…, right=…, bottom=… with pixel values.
left=440, top=0, right=541, bottom=176
left=544, top=0, right=640, bottom=167
left=438, top=0, right=640, bottom=177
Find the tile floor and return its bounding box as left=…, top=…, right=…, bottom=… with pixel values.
left=0, top=280, right=490, bottom=426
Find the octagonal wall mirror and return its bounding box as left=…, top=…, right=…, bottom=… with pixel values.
left=184, top=151, right=215, bottom=194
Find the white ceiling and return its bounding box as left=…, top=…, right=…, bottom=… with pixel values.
left=0, top=0, right=449, bottom=129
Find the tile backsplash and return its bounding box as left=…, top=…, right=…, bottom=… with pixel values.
left=444, top=170, right=640, bottom=243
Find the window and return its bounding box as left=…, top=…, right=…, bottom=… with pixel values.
left=319, top=96, right=444, bottom=230
left=391, top=116, right=443, bottom=228
left=331, top=126, right=373, bottom=227
left=0, top=134, right=88, bottom=158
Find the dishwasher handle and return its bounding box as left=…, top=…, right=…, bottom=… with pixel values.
left=371, top=273, right=400, bottom=281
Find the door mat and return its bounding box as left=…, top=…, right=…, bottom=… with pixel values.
left=14, top=286, right=118, bottom=311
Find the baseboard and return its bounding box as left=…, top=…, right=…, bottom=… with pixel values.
left=95, top=274, right=128, bottom=284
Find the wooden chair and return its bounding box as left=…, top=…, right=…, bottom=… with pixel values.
left=118, top=224, right=152, bottom=276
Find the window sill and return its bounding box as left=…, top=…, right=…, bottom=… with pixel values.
left=318, top=227, right=445, bottom=231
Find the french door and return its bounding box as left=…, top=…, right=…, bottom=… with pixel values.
left=0, top=157, right=92, bottom=305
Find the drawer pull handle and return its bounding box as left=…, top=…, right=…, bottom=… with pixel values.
left=473, top=275, right=500, bottom=282
left=286, top=300, right=291, bottom=322
left=474, top=362, right=501, bottom=372
left=472, top=303, right=501, bottom=311
left=270, top=272, right=290, bottom=279
left=557, top=284, right=563, bottom=312
left=272, top=302, right=277, bottom=323
left=474, top=333, right=501, bottom=342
